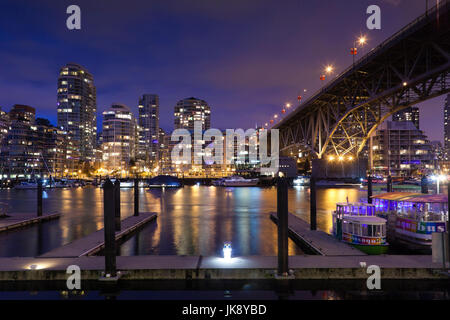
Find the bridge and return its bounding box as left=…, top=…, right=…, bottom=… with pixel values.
left=275, top=0, right=450, bottom=160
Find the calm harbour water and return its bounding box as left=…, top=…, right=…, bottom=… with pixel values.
left=0, top=185, right=367, bottom=257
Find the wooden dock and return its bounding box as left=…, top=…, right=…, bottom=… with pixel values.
left=270, top=212, right=366, bottom=256
left=41, top=212, right=157, bottom=258
left=0, top=212, right=61, bottom=232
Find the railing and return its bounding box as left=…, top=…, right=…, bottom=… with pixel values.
left=276, top=0, right=450, bottom=127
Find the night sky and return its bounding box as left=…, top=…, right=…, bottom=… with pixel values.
left=0, top=0, right=446, bottom=141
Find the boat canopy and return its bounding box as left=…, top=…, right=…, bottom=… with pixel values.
left=335, top=202, right=376, bottom=216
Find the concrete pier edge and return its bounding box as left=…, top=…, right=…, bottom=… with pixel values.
left=0, top=255, right=448, bottom=281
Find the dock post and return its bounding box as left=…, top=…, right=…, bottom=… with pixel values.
left=421, top=175, right=428, bottom=194
left=367, top=175, right=373, bottom=204
left=114, top=179, right=121, bottom=231
left=277, top=177, right=289, bottom=277
left=310, top=177, right=317, bottom=231
left=134, top=178, right=139, bottom=216
left=103, top=178, right=117, bottom=278
left=37, top=179, right=43, bottom=217
left=387, top=175, right=393, bottom=192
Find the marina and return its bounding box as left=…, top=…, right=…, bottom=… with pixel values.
left=41, top=212, right=157, bottom=257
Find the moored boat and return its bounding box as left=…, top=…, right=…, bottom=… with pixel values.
left=222, top=176, right=258, bottom=187
left=293, top=176, right=310, bottom=186
left=14, top=181, right=39, bottom=189
left=332, top=202, right=389, bottom=254
left=372, top=192, right=448, bottom=248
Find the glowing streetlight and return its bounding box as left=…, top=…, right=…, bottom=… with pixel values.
left=325, top=65, right=334, bottom=74
left=431, top=174, right=447, bottom=194
left=358, top=36, right=367, bottom=46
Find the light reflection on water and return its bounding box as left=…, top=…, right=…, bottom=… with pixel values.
left=0, top=186, right=366, bottom=257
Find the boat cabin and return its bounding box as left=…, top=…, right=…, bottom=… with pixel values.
left=335, top=202, right=377, bottom=218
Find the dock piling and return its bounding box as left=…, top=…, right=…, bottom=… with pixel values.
left=387, top=175, right=393, bottom=192
left=310, top=177, right=317, bottom=231
left=37, top=179, right=43, bottom=217
left=114, top=179, right=121, bottom=231
left=134, top=178, right=139, bottom=216
left=277, top=177, right=289, bottom=276
left=368, top=175, right=373, bottom=204
left=103, top=178, right=117, bottom=277
left=421, top=175, right=428, bottom=194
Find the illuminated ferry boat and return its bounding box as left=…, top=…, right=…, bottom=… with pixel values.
left=332, top=202, right=389, bottom=255
left=371, top=192, right=448, bottom=248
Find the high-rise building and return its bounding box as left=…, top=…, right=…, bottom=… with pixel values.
left=0, top=107, right=9, bottom=150
left=444, top=94, right=450, bottom=159
left=372, top=121, right=434, bottom=177
left=174, top=97, right=211, bottom=131
left=0, top=105, right=72, bottom=178
left=138, top=94, right=159, bottom=163
left=392, top=106, right=420, bottom=129
left=101, top=104, right=138, bottom=174
left=57, top=63, right=97, bottom=162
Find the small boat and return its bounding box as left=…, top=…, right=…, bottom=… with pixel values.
left=332, top=202, right=389, bottom=254
left=147, top=175, right=182, bottom=188
left=212, top=178, right=225, bottom=186
left=293, top=176, right=310, bottom=186
left=14, top=181, right=39, bottom=189
left=222, top=176, right=258, bottom=187
left=372, top=192, right=448, bottom=248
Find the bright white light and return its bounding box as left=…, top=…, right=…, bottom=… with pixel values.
left=223, top=242, right=232, bottom=261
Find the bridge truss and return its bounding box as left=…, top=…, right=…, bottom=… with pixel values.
left=277, top=0, right=450, bottom=159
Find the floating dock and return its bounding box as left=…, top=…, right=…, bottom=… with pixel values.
left=0, top=212, right=60, bottom=233
left=0, top=255, right=447, bottom=281
left=270, top=212, right=366, bottom=256
left=41, top=212, right=157, bottom=258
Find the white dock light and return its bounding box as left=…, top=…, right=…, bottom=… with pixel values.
left=223, top=242, right=232, bottom=261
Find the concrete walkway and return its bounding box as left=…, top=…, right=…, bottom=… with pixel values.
left=0, top=212, right=60, bottom=232
left=270, top=212, right=366, bottom=256
left=0, top=255, right=446, bottom=280
left=40, top=212, right=157, bottom=258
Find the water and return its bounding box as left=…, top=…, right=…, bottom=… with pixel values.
left=0, top=186, right=367, bottom=257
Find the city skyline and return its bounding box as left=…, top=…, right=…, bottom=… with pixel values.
left=0, top=0, right=447, bottom=141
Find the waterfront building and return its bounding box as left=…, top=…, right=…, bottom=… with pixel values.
left=0, top=105, right=73, bottom=178
left=138, top=94, right=159, bottom=165
left=101, top=103, right=138, bottom=175
left=392, top=106, right=420, bottom=129
left=57, top=63, right=97, bottom=162
left=444, top=94, right=450, bottom=159
left=372, top=121, right=434, bottom=177
left=157, top=128, right=171, bottom=174
left=174, top=97, right=211, bottom=131
left=0, top=107, right=9, bottom=154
